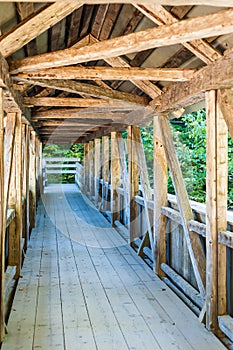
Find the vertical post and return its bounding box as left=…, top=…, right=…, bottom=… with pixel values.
left=0, top=88, right=5, bottom=342
left=88, top=141, right=94, bottom=197
left=154, top=115, right=168, bottom=276
left=111, top=132, right=121, bottom=226
left=206, top=90, right=228, bottom=333
left=29, top=130, right=36, bottom=230
left=8, top=113, right=23, bottom=276
left=128, top=126, right=139, bottom=246
left=22, top=124, right=30, bottom=245
left=94, top=138, right=101, bottom=205
left=83, top=143, right=88, bottom=193
left=102, top=136, right=109, bottom=212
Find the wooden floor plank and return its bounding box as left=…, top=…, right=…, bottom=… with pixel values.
left=2, top=184, right=226, bottom=350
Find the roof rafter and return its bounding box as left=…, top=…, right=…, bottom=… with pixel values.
left=10, top=8, right=233, bottom=73
left=0, top=1, right=83, bottom=58
left=18, top=66, right=196, bottom=82
left=150, top=48, right=233, bottom=113
left=134, top=4, right=221, bottom=64
left=13, top=77, right=149, bottom=106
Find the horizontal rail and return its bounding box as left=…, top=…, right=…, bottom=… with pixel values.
left=46, top=170, right=76, bottom=174
left=45, top=164, right=78, bottom=168
left=43, top=157, right=79, bottom=162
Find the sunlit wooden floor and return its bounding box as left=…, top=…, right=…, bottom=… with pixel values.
left=2, top=184, right=226, bottom=350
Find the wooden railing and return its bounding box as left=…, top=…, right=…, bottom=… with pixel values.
left=43, top=157, right=81, bottom=186
left=83, top=174, right=233, bottom=341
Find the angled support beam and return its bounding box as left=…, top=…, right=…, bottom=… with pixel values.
left=206, top=90, right=228, bottom=333
left=0, top=88, right=5, bottom=342
left=159, top=115, right=206, bottom=297
left=134, top=4, right=221, bottom=64
left=14, top=78, right=149, bottom=106
left=218, top=89, right=233, bottom=140
left=151, top=48, right=233, bottom=113
left=10, top=8, right=233, bottom=73
left=0, top=2, right=83, bottom=58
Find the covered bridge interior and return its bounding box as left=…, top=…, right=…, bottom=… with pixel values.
left=1, top=0, right=233, bottom=349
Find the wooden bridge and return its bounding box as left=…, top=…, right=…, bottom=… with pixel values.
left=1, top=0, right=233, bottom=349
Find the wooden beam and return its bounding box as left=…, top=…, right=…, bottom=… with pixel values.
left=29, top=131, right=36, bottom=230
left=159, top=115, right=206, bottom=296
left=134, top=4, right=221, bottom=64
left=101, top=136, right=109, bottom=212
left=89, top=35, right=163, bottom=99
left=218, top=89, right=233, bottom=140
left=83, top=143, right=88, bottom=193
left=18, top=66, right=196, bottom=82
left=0, top=2, right=83, bottom=58
left=111, top=132, right=121, bottom=226
left=0, top=88, right=5, bottom=342
left=153, top=115, right=168, bottom=276
left=23, top=97, right=134, bottom=109
left=88, top=141, right=94, bottom=197
left=9, top=113, right=22, bottom=276
left=151, top=48, right=233, bottom=113
left=4, top=114, right=16, bottom=217
left=14, top=78, right=149, bottom=106
left=94, top=139, right=101, bottom=205
left=206, top=90, right=228, bottom=333
left=10, top=8, right=233, bottom=73
left=1, top=1, right=233, bottom=6
left=128, top=126, right=139, bottom=245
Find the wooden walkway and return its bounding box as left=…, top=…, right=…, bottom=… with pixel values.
left=2, top=184, right=226, bottom=350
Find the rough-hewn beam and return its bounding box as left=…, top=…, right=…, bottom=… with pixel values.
left=89, top=35, right=162, bottom=99
left=134, top=4, right=221, bottom=63
left=23, top=97, right=141, bottom=109
left=151, top=48, right=233, bottom=113
left=18, top=66, right=195, bottom=82
left=1, top=1, right=233, bottom=6
left=0, top=2, right=83, bottom=58
left=10, top=8, right=233, bottom=73
left=14, top=78, right=149, bottom=106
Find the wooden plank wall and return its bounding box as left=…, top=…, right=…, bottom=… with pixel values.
left=0, top=106, right=41, bottom=342
left=85, top=103, right=232, bottom=339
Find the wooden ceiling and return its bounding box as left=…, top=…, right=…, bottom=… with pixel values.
left=1, top=1, right=233, bottom=144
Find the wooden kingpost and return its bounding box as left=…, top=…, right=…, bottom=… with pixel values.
left=111, top=132, right=121, bottom=226
left=88, top=140, right=94, bottom=197
left=8, top=113, right=23, bottom=277
left=153, top=115, right=168, bottom=276
left=206, top=90, right=228, bottom=333
left=102, top=136, right=109, bottom=212
left=94, top=138, right=101, bottom=205
left=22, top=124, right=30, bottom=245
left=29, top=130, right=36, bottom=230
left=83, top=143, right=88, bottom=193
left=0, top=88, right=5, bottom=342
left=128, top=126, right=139, bottom=246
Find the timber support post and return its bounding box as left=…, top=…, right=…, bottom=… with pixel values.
left=153, top=115, right=168, bottom=276
left=111, top=132, right=121, bottom=226
left=128, top=126, right=139, bottom=246
left=206, top=90, right=228, bottom=333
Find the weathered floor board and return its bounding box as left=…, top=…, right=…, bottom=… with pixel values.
left=2, top=184, right=226, bottom=350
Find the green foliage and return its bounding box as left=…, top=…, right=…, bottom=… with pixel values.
left=140, top=109, right=233, bottom=208
left=43, top=143, right=84, bottom=184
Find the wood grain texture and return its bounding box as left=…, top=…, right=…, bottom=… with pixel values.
left=18, top=66, right=195, bottom=81
left=0, top=2, right=83, bottom=58
left=10, top=8, right=233, bottom=73
left=14, top=78, right=149, bottom=106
